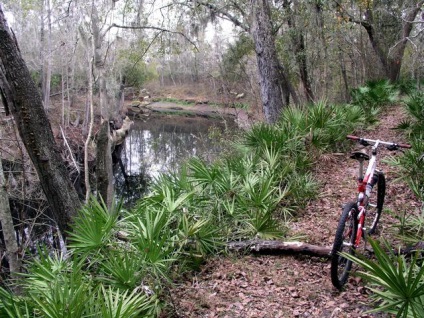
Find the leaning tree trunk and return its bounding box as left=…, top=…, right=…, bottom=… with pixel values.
left=0, top=8, right=81, bottom=236
left=251, top=0, right=286, bottom=124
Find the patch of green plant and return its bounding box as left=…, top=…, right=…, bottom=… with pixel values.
left=158, top=97, right=195, bottom=106
left=67, top=197, right=119, bottom=255
left=395, top=92, right=424, bottom=136
left=350, top=79, right=399, bottom=122
left=385, top=136, right=424, bottom=202
left=119, top=41, right=157, bottom=87
left=50, top=73, right=62, bottom=92
left=278, top=101, right=366, bottom=154
left=221, top=34, right=254, bottom=82
left=233, top=102, right=249, bottom=109
left=343, top=239, right=424, bottom=318
left=395, top=78, right=421, bottom=95
left=391, top=207, right=424, bottom=245
left=0, top=247, right=158, bottom=318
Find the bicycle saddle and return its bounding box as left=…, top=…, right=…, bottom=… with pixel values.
left=350, top=149, right=370, bottom=160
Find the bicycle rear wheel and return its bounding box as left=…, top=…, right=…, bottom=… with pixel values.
left=367, top=171, right=386, bottom=235
left=331, top=202, right=358, bottom=290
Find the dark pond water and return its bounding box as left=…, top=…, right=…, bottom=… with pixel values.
left=114, top=115, right=235, bottom=206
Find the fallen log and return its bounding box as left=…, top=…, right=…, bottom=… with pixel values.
left=228, top=240, right=332, bottom=258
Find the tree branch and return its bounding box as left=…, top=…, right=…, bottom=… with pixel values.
left=109, top=23, right=198, bottom=51
left=194, top=0, right=250, bottom=32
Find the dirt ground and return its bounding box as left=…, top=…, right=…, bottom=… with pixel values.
left=166, top=105, right=421, bottom=318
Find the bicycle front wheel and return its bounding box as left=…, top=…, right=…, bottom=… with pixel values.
left=331, top=202, right=358, bottom=290
left=367, top=171, right=386, bottom=235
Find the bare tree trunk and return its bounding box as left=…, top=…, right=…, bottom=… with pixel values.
left=96, top=121, right=113, bottom=207
left=42, top=0, right=52, bottom=110
left=0, top=149, right=22, bottom=291
left=90, top=4, right=114, bottom=208
left=0, top=8, right=81, bottom=236
left=285, top=0, right=314, bottom=103
left=251, top=0, right=285, bottom=123
left=61, top=64, right=65, bottom=126
left=39, top=0, right=45, bottom=95
left=91, top=6, right=107, bottom=117
left=84, top=43, right=94, bottom=203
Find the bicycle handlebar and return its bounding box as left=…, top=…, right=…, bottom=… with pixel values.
left=346, top=135, right=411, bottom=149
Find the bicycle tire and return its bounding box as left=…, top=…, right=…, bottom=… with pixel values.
left=331, top=202, right=358, bottom=290
left=367, top=171, right=386, bottom=235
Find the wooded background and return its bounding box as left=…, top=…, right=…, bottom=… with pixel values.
left=2, top=0, right=423, bottom=123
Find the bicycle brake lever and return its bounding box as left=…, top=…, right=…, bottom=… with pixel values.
left=359, top=139, right=369, bottom=146
left=387, top=144, right=398, bottom=151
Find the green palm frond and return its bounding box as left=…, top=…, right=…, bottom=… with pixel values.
left=0, top=287, right=31, bottom=318
left=405, top=92, right=424, bottom=122
left=127, top=208, right=177, bottom=279
left=27, top=262, right=88, bottom=318
left=23, top=249, right=70, bottom=290
left=350, top=79, right=399, bottom=123
left=279, top=106, right=307, bottom=132
left=95, top=285, right=156, bottom=318
left=161, top=188, right=193, bottom=213
left=308, top=100, right=335, bottom=129
left=98, top=251, right=145, bottom=290
left=187, top=157, right=220, bottom=187
left=178, top=214, right=223, bottom=255
left=242, top=123, right=278, bottom=152
left=245, top=210, right=285, bottom=239
left=343, top=239, right=424, bottom=317
left=395, top=120, right=413, bottom=131
left=260, top=145, right=282, bottom=171
left=68, top=197, right=119, bottom=254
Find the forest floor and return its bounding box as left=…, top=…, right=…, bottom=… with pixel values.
left=165, top=104, right=421, bottom=318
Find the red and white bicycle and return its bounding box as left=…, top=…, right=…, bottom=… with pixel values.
left=330, top=135, right=411, bottom=290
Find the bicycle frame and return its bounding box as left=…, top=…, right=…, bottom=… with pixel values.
left=347, top=136, right=410, bottom=247
left=331, top=135, right=411, bottom=289
left=354, top=141, right=379, bottom=247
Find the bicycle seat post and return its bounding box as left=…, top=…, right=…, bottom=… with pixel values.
left=358, top=158, right=364, bottom=181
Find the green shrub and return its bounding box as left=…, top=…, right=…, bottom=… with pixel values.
left=396, top=92, right=424, bottom=136
left=385, top=137, right=424, bottom=202
left=0, top=249, right=157, bottom=318
left=350, top=79, right=399, bottom=122
left=343, top=239, right=424, bottom=318
left=395, top=78, right=421, bottom=95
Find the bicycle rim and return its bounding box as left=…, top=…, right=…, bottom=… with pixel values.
left=367, top=172, right=386, bottom=235
left=331, top=202, right=358, bottom=289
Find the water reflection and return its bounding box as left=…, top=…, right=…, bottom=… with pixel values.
left=114, top=115, right=233, bottom=206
